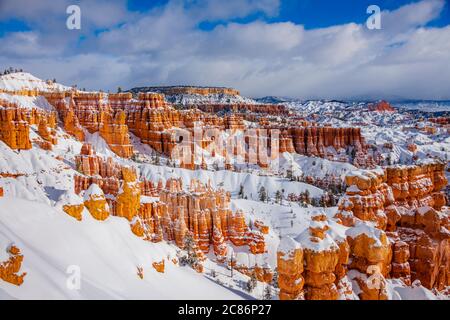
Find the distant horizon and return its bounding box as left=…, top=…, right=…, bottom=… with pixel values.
left=2, top=69, right=450, bottom=105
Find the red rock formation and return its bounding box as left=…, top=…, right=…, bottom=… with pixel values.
left=0, top=106, right=32, bottom=150
left=368, top=101, right=395, bottom=112
left=152, top=259, right=165, bottom=273
left=336, top=161, right=449, bottom=292
left=63, top=204, right=84, bottom=221
left=83, top=183, right=110, bottom=221
left=0, top=245, right=27, bottom=286
left=99, top=111, right=134, bottom=158
left=114, top=167, right=141, bottom=220
left=277, top=237, right=304, bottom=300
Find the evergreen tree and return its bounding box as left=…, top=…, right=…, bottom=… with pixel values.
left=246, top=272, right=258, bottom=292
left=274, top=190, right=283, bottom=204
left=263, top=285, right=272, bottom=300
left=183, top=232, right=198, bottom=267
left=258, top=186, right=267, bottom=202
left=117, top=87, right=122, bottom=93
left=238, top=184, right=244, bottom=199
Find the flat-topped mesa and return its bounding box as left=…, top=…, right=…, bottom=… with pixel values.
left=131, top=86, right=240, bottom=96
left=277, top=211, right=349, bottom=300
left=335, top=160, right=449, bottom=291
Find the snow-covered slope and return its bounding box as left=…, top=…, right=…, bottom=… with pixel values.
left=0, top=197, right=245, bottom=299
left=0, top=72, right=71, bottom=92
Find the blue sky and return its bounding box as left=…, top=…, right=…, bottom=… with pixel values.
left=0, top=0, right=449, bottom=100
left=125, top=0, right=450, bottom=29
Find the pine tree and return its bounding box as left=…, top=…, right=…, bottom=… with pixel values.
left=117, top=87, right=122, bottom=93
left=183, top=232, right=198, bottom=266
left=263, top=285, right=272, bottom=300
left=238, top=184, right=244, bottom=199
left=246, top=272, right=258, bottom=292
left=274, top=190, right=282, bottom=204
left=258, top=186, right=267, bottom=202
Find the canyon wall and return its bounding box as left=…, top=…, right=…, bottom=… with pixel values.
left=278, top=161, right=448, bottom=300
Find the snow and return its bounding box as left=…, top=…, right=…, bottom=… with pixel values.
left=295, top=230, right=339, bottom=253
left=345, top=221, right=386, bottom=247
left=0, top=72, right=70, bottom=92
left=55, top=190, right=83, bottom=208
left=139, top=163, right=324, bottom=201
left=0, top=197, right=246, bottom=299
left=83, top=183, right=104, bottom=200
left=278, top=236, right=301, bottom=256
left=0, top=74, right=448, bottom=300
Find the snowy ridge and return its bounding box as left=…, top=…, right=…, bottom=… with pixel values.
left=0, top=72, right=71, bottom=92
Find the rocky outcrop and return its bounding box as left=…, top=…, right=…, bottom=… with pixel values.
left=0, top=105, right=31, bottom=150
left=114, top=167, right=141, bottom=221
left=83, top=183, right=110, bottom=221
left=277, top=211, right=349, bottom=300
left=368, top=101, right=395, bottom=112
left=152, top=259, right=165, bottom=273
left=0, top=245, right=26, bottom=286
left=335, top=161, right=449, bottom=293
left=99, top=111, right=134, bottom=158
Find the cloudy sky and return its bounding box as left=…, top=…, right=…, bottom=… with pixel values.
left=0, top=0, right=449, bottom=100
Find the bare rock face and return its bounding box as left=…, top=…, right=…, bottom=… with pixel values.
left=336, top=161, right=449, bottom=292
left=0, top=245, right=27, bottom=286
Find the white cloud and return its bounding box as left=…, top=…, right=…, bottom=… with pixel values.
left=0, top=0, right=449, bottom=100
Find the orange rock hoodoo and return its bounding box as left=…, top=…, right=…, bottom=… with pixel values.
left=277, top=211, right=349, bottom=300
left=73, top=145, right=267, bottom=269
left=0, top=99, right=57, bottom=150
left=335, top=161, right=449, bottom=293
left=278, top=161, right=448, bottom=300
